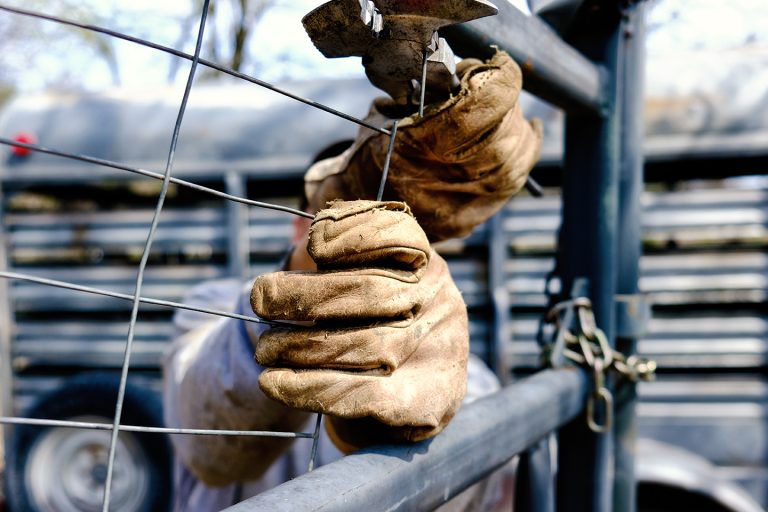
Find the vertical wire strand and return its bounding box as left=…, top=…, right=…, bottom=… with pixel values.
left=376, top=120, right=400, bottom=202
left=101, top=1, right=211, bottom=510
left=419, top=44, right=429, bottom=118
left=0, top=270, right=278, bottom=325
left=307, top=413, right=323, bottom=472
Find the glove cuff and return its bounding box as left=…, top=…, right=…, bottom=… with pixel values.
left=325, top=415, right=443, bottom=454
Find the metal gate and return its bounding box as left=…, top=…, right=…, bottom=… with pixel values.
left=0, top=1, right=648, bottom=510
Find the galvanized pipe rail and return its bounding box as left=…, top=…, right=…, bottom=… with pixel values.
left=442, top=1, right=606, bottom=114
left=223, top=369, right=588, bottom=512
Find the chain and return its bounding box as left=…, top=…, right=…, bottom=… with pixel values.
left=541, top=296, right=656, bottom=434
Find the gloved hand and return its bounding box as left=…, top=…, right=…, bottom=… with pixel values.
left=251, top=200, right=468, bottom=452
left=305, top=49, right=543, bottom=242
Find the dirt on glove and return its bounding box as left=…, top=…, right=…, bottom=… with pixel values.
left=251, top=200, right=469, bottom=451
left=305, top=50, right=543, bottom=242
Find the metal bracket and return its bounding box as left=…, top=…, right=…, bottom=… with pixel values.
left=302, top=0, right=498, bottom=104
left=614, top=293, right=650, bottom=340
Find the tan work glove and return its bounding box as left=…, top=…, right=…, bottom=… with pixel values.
left=251, top=200, right=468, bottom=452
left=305, top=49, right=543, bottom=242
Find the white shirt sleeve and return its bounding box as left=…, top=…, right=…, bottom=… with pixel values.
left=162, top=279, right=340, bottom=506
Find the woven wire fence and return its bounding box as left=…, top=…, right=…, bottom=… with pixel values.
left=0, top=2, right=405, bottom=510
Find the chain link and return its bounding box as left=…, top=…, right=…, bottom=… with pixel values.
left=541, top=296, right=656, bottom=434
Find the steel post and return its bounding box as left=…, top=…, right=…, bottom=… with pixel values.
left=556, top=3, right=623, bottom=511
left=515, top=435, right=555, bottom=512
left=489, top=212, right=511, bottom=382
left=0, top=178, right=15, bottom=455
left=225, top=171, right=250, bottom=279
left=613, top=4, right=647, bottom=512
left=223, top=369, right=588, bottom=512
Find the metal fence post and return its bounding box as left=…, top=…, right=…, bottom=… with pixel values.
left=516, top=435, right=555, bottom=512
left=556, top=3, right=624, bottom=511
left=489, top=212, right=511, bottom=382
left=0, top=178, right=14, bottom=451
left=614, top=4, right=647, bottom=511
left=225, top=171, right=250, bottom=279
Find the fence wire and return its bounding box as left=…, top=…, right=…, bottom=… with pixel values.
left=0, top=1, right=412, bottom=510
left=0, top=5, right=391, bottom=137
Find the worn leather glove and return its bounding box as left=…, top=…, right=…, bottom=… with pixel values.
left=305, top=49, right=543, bottom=242
left=251, top=200, right=468, bottom=452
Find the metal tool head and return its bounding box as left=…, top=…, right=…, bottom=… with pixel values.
left=303, top=0, right=498, bottom=104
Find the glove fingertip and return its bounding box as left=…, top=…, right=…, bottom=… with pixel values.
left=253, top=339, right=274, bottom=367
left=250, top=274, right=274, bottom=319
left=258, top=368, right=286, bottom=403
left=308, top=200, right=431, bottom=270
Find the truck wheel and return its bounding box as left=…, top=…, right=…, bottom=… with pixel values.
left=5, top=372, right=171, bottom=512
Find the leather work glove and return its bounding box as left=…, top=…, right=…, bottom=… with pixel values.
left=305, top=49, right=543, bottom=242
left=251, top=200, right=469, bottom=452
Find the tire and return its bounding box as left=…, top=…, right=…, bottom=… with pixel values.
left=5, top=372, right=172, bottom=512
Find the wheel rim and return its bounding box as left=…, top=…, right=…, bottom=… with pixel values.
left=24, top=416, right=151, bottom=512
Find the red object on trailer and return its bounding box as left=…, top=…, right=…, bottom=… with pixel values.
left=10, top=132, right=36, bottom=157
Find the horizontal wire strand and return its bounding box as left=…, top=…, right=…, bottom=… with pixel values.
left=0, top=4, right=389, bottom=137
left=0, top=417, right=314, bottom=438
left=0, top=270, right=277, bottom=325
left=0, top=137, right=313, bottom=220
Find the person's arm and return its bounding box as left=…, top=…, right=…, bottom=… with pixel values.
left=164, top=48, right=542, bottom=485
left=163, top=239, right=316, bottom=487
